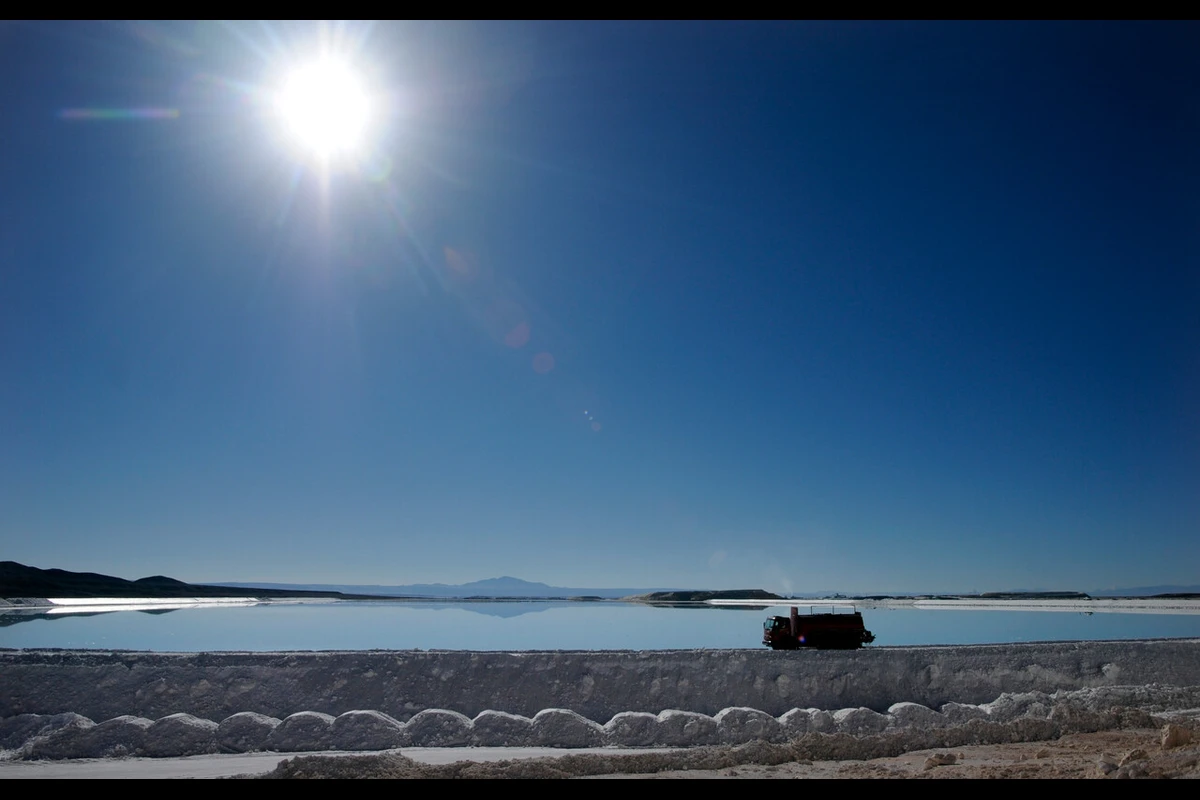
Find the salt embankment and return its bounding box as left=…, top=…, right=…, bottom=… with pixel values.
left=5, top=686, right=1200, bottom=761
left=3, top=642, right=1200, bottom=758
left=4, top=640, right=1200, bottom=722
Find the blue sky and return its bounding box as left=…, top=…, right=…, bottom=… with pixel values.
left=2, top=21, right=1197, bottom=593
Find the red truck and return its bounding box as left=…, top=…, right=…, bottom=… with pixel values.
left=763, top=606, right=876, bottom=650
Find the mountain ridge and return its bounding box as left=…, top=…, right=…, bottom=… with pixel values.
left=5, top=561, right=1197, bottom=601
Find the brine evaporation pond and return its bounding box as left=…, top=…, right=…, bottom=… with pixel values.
left=3, top=600, right=1200, bottom=652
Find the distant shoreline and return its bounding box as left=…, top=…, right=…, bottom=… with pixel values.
left=4, top=561, right=1197, bottom=605
left=6, top=595, right=1200, bottom=616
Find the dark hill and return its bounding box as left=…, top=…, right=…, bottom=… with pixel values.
left=0, top=561, right=374, bottom=600
left=133, top=575, right=193, bottom=587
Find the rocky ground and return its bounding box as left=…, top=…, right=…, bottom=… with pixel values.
left=257, top=719, right=1199, bottom=779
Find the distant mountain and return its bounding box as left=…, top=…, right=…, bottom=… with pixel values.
left=0, top=561, right=374, bottom=600
left=629, top=589, right=784, bottom=602
left=18, top=560, right=1191, bottom=603
left=1090, top=585, right=1200, bottom=598
left=209, top=576, right=681, bottom=600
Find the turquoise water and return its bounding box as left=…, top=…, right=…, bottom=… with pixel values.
left=2, top=600, right=1199, bottom=652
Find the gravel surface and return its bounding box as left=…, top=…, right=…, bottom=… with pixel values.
left=257, top=725, right=1200, bottom=779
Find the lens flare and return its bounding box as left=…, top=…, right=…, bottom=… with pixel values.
left=58, top=108, right=180, bottom=120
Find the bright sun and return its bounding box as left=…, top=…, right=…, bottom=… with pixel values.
left=276, top=59, right=371, bottom=161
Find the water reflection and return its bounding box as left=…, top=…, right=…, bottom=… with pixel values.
left=1, top=599, right=1198, bottom=652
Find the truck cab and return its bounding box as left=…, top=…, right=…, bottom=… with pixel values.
left=763, top=606, right=875, bottom=650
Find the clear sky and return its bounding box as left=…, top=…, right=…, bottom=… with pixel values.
left=2, top=21, right=1197, bottom=594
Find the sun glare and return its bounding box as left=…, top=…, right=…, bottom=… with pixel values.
left=277, top=59, right=371, bottom=161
